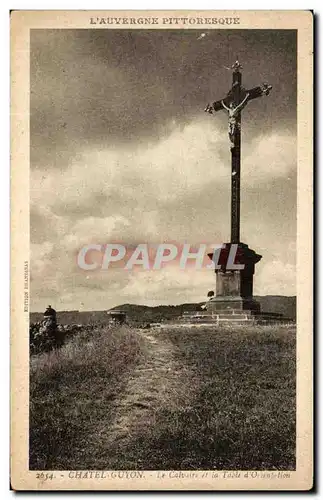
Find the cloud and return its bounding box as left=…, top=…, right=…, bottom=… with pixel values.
left=30, top=29, right=297, bottom=169
left=255, top=259, right=296, bottom=296
left=31, top=119, right=295, bottom=215
left=30, top=118, right=297, bottom=310
left=62, top=215, right=131, bottom=251
left=30, top=30, right=297, bottom=310
left=243, top=131, right=296, bottom=185
left=31, top=241, right=54, bottom=277
left=122, top=266, right=216, bottom=305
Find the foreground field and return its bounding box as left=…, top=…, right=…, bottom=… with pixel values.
left=30, top=324, right=296, bottom=470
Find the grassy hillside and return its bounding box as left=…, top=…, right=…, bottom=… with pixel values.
left=131, top=325, right=296, bottom=470
left=29, top=326, right=145, bottom=470
left=29, top=323, right=296, bottom=470
left=30, top=296, right=296, bottom=325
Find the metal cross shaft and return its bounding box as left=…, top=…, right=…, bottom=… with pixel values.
left=205, top=61, right=272, bottom=243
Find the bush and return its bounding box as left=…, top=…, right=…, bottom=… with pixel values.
left=29, top=321, right=92, bottom=355
left=30, top=319, right=62, bottom=355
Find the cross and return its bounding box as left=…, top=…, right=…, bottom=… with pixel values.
left=204, top=60, right=272, bottom=243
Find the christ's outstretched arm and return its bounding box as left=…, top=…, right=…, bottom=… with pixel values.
left=221, top=100, right=230, bottom=111
left=235, top=92, right=250, bottom=112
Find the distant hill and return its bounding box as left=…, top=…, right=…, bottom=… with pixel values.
left=110, top=296, right=296, bottom=322
left=255, top=296, right=296, bottom=320
left=30, top=296, right=296, bottom=325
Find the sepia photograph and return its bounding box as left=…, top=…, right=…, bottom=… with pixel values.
left=10, top=10, right=313, bottom=490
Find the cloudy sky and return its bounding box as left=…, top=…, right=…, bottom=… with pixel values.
left=30, top=29, right=297, bottom=312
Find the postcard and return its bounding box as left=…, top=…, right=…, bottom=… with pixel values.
left=11, top=10, right=313, bottom=490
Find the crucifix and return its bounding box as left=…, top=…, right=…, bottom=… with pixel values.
left=204, top=60, right=272, bottom=243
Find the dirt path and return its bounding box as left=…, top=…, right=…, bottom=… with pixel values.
left=102, top=328, right=191, bottom=447
left=71, top=327, right=196, bottom=469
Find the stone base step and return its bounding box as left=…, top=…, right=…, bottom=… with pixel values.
left=181, top=313, right=289, bottom=322
left=183, top=310, right=284, bottom=318
left=151, top=314, right=294, bottom=328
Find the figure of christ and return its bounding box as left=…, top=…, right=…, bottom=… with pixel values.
left=221, top=93, right=250, bottom=149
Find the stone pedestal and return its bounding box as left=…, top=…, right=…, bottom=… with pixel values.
left=206, top=242, right=262, bottom=313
